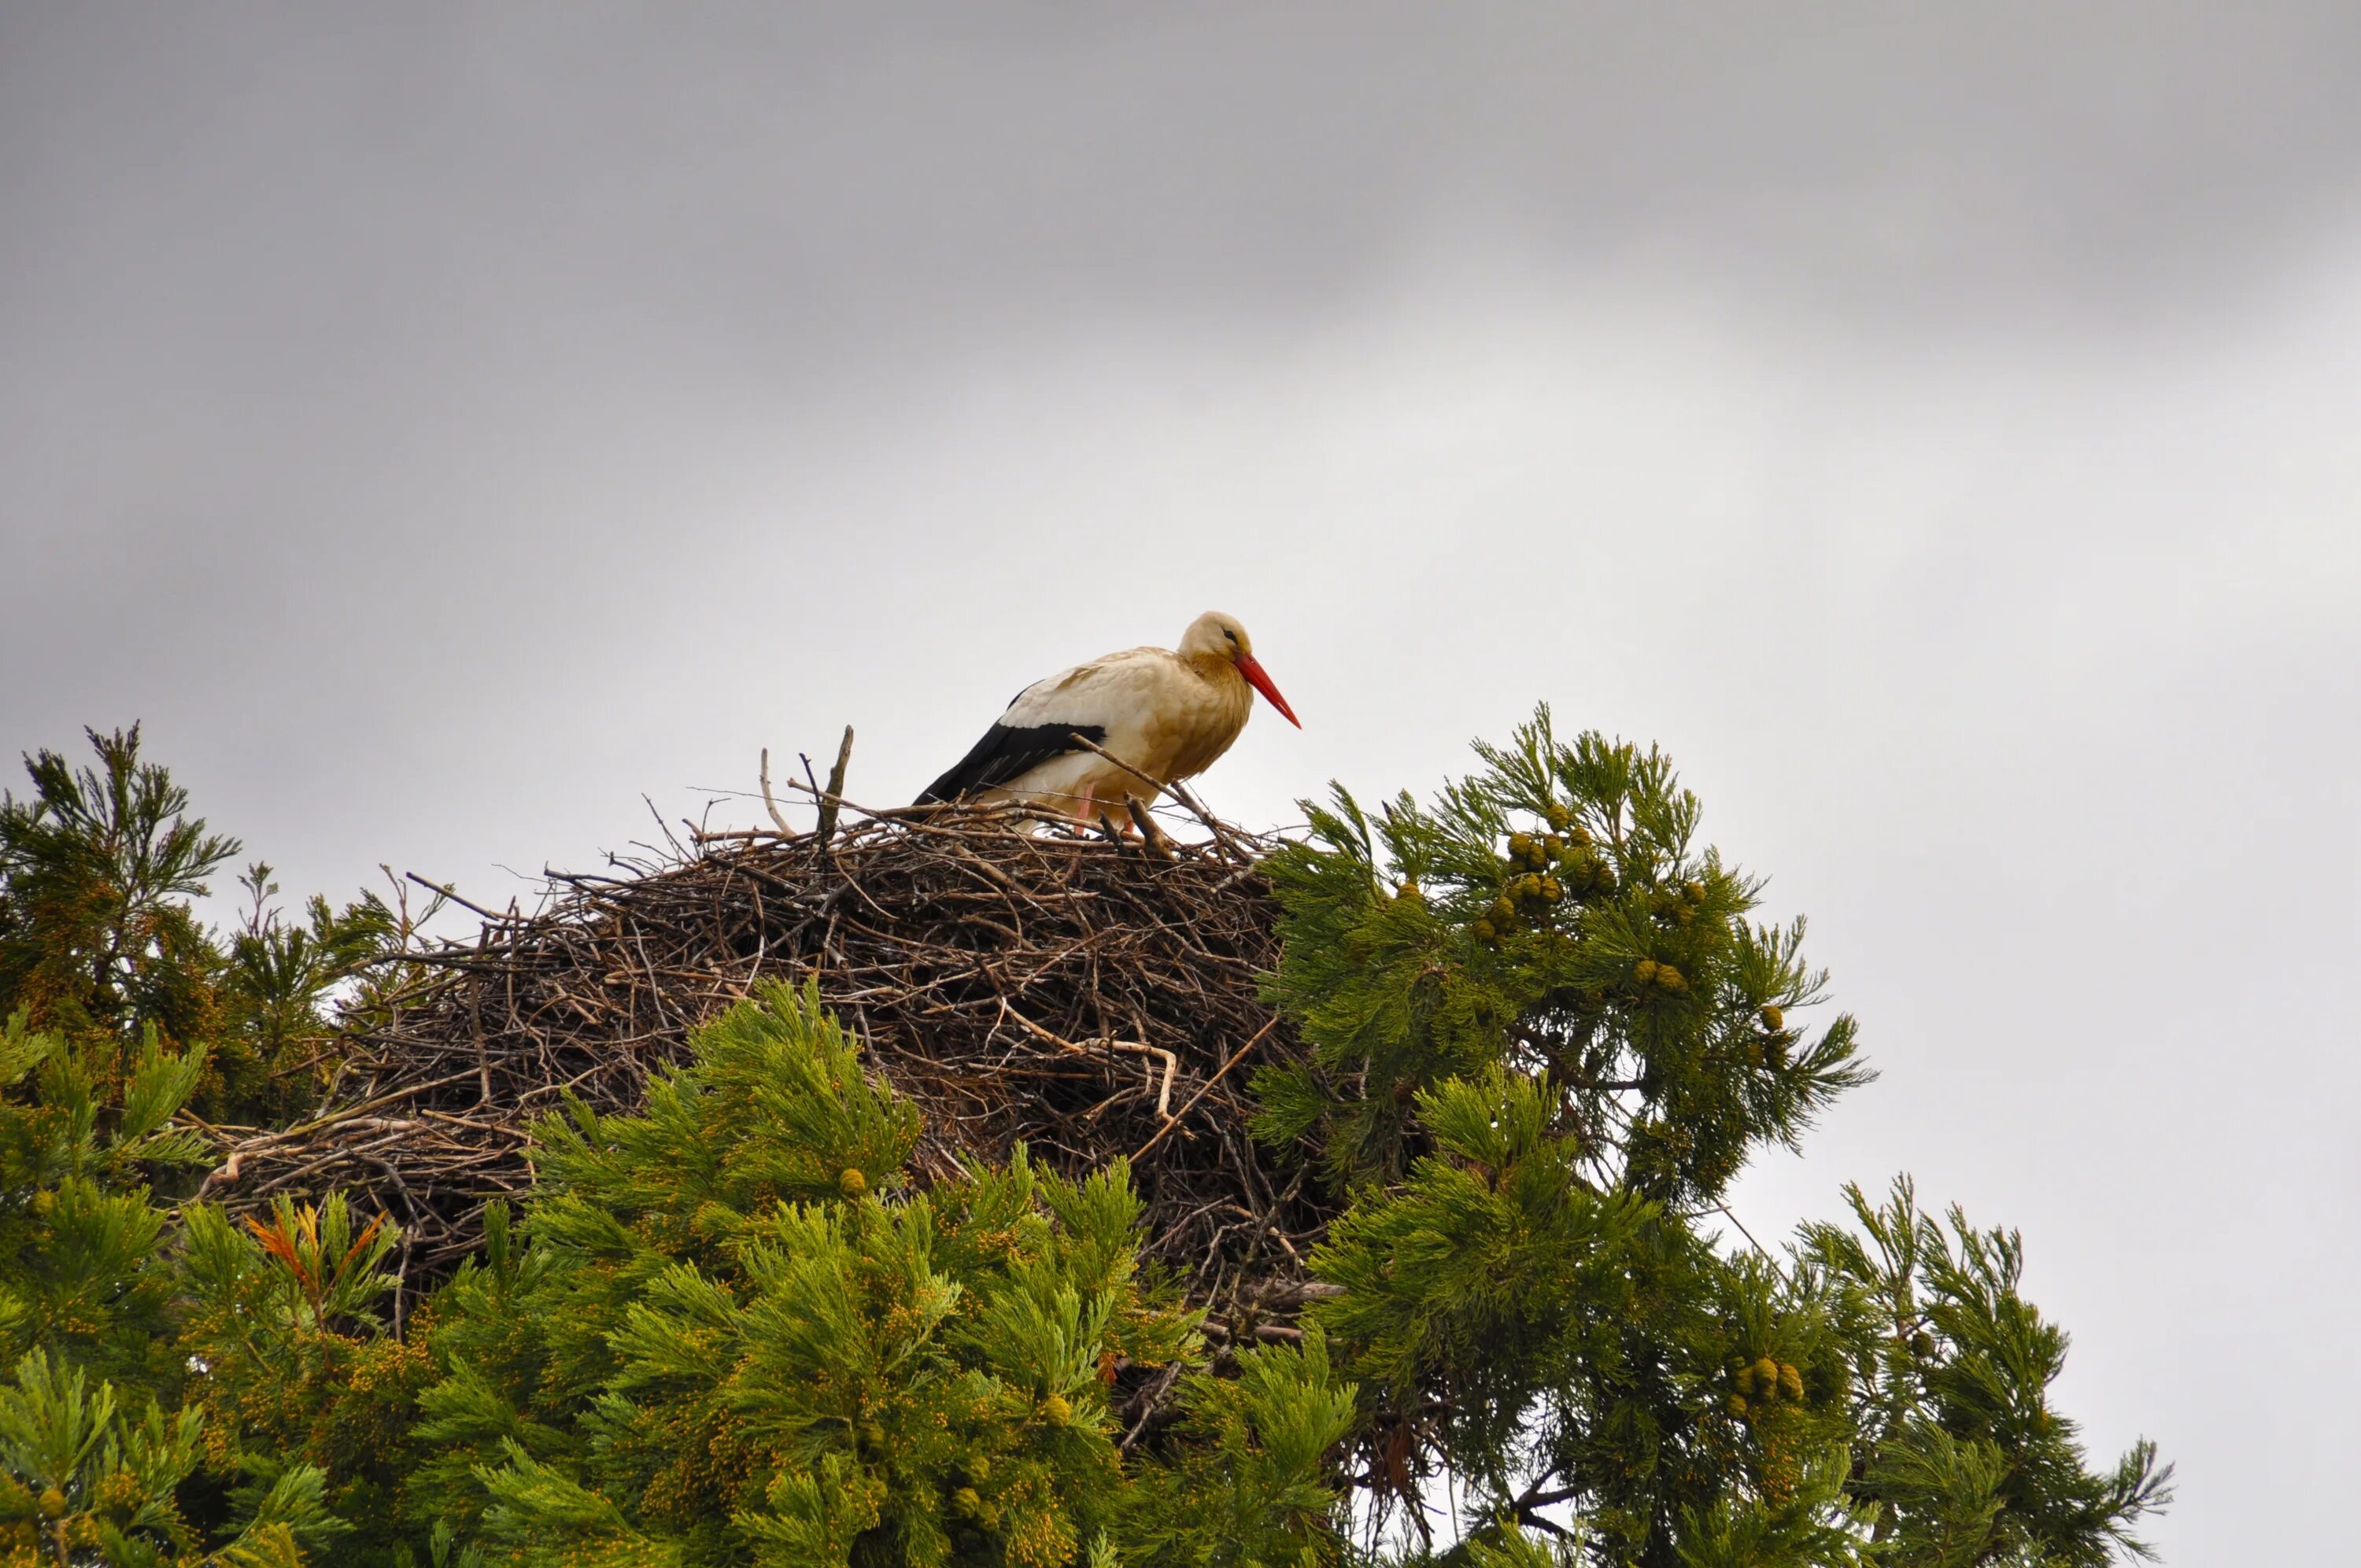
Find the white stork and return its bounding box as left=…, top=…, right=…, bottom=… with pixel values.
left=915, top=611, right=1300, bottom=824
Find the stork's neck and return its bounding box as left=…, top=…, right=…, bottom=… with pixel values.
left=1181, top=649, right=1243, bottom=687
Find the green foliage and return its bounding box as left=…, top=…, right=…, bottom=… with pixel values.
left=0, top=727, right=238, bottom=1072
left=407, top=981, right=1358, bottom=1566
left=0, top=1347, right=338, bottom=1566
left=1796, top=1179, right=2173, bottom=1565
left=1255, top=709, right=2167, bottom=1566
left=1666, top=1445, right=1867, bottom=1568
left=215, top=865, right=394, bottom=1120
left=1309, top=1067, right=1653, bottom=1466
left=1122, top=1327, right=1360, bottom=1568
left=0, top=1012, right=209, bottom=1392
left=0, top=726, right=394, bottom=1126
left=0, top=1002, right=388, bottom=1564
left=1257, top=707, right=1866, bottom=1203
left=173, top=1190, right=430, bottom=1558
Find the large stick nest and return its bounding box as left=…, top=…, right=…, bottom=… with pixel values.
left=198, top=799, right=1334, bottom=1334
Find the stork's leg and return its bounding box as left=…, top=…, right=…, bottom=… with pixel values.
left=1071, top=784, right=1095, bottom=830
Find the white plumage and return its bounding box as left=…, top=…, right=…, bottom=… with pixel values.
left=915, top=611, right=1299, bottom=823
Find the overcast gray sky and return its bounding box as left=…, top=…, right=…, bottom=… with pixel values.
left=5, top=6, right=2359, bottom=1557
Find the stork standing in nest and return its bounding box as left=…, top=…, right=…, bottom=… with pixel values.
left=916, top=611, right=1300, bottom=826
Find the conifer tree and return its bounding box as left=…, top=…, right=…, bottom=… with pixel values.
left=1254, top=707, right=2168, bottom=1565
left=172, top=1190, right=428, bottom=1557
left=402, top=982, right=1358, bottom=1566
left=0, top=728, right=238, bottom=1068
left=0, top=1012, right=209, bottom=1394
left=0, top=727, right=392, bottom=1123
left=0, top=1345, right=338, bottom=1566
left=215, top=865, right=393, bottom=1122
left=0, top=1010, right=358, bottom=1562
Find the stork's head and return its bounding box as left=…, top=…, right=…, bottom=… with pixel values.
left=1182, top=611, right=1302, bottom=728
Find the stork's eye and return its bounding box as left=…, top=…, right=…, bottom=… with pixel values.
left=1223, top=629, right=1238, bottom=644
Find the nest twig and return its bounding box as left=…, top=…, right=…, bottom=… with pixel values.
left=193, top=795, right=1333, bottom=1341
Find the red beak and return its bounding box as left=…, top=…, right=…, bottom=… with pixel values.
left=1234, top=653, right=1302, bottom=728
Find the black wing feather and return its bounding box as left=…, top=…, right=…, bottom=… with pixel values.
left=914, top=719, right=1107, bottom=804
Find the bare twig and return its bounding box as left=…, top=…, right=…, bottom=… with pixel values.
left=404, top=873, right=512, bottom=926
left=1125, top=797, right=1177, bottom=858
left=1003, top=1004, right=1180, bottom=1120
left=1131, top=1017, right=1277, bottom=1163
left=818, top=725, right=855, bottom=847
left=759, top=748, right=798, bottom=839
